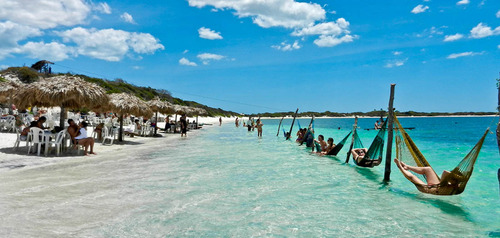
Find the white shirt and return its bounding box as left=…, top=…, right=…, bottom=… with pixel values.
left=74, top=128, right=88, bottom=140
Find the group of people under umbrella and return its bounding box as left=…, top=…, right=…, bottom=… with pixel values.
left=0, top=75, right=208, bottom=147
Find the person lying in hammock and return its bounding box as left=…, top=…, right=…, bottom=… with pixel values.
left=351, top=148, right=368, bottom=163
left=394, top=158, right=466, bottom=187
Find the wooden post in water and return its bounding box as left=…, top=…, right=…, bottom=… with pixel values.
left=286, top=108, right=299, bottom=140
left=384, top=84, right=396, bottom=182
left=277, top=116, right=284, bottom=136
left=496, top=76, right=500, bottom=154
left=345, top=116, right=358, bottom=163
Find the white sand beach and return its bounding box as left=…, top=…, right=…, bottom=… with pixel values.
left=0, top=117, right=236, bottom=173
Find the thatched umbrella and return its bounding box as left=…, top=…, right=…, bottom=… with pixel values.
left=0, top=81, right=19, bottom=103
left=148, top=97, right=175, bottom=135
left=107, top=93, right=152, bottom=141
left=0, top=81, right=20, bottom=114
left=11, top=75, right=108, bottom=127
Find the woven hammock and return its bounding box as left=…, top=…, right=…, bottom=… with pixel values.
left=351, top=120, right=387, bottom=167
left=394, top=116, right=488, bottom=195
left=326, top=131, right=352, bottom=156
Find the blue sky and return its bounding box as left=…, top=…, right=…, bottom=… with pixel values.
left=1, top=0, right=499, bottom=114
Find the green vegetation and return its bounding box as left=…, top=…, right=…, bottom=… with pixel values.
left=0, top=76, right=6, bottom=82
left=2, top=67, right=41, bottom=83
left=0, top=66, right=239, bottom=117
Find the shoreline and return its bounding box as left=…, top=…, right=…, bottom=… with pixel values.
left=0, top=120, right=216, bottom=174
left=254, top=115, right=498, bottom=119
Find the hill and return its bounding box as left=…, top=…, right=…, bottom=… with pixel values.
left=0, top=66, right=241, bottom=117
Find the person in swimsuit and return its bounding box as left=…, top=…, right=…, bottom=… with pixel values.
left=351, top=148, right=368, bottom=163
left=322, top=138, right=336, bottom=155
left=256, top=119, right=263, bottom=137
left=394, top=158, right=466, bottom=187
left=313, top=135, right=327, bottom=153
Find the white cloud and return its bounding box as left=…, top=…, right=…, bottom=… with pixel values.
left=0, top=0, right=91, bottom=29
left=498, top=45, right=500, bottom=49
left=188, top=0, right=355, bottom=48
left=0, top=21, right=43, bottom=59
left=385, top=58, right=408, bottom=68
left=416, top=26, right=445, bottom=38
left=470, top=23, right=500, bottom=38
left=198, top=27, right=223, bottom=40
left=179, top=57, right=197, bottom=66
left=314, top=35, right=354, bottom=47
left=57, top=27, right=164, bottom=61
left=443, top=33, right=464, bottom=42
left=188, top=0, right=326, bottom=29
left=456, top=0, right=470, bottom=5
left=411, top=5, right=429, bottom=14
left=197, top=53, right=225, bottom=64
left=94, top=2, right=111, bottom=14
left=272, top=41, right=301, bottom=51
left=17, top=41, right=74, bottom=61
left=497, top=10, right=500, bottom=18
left=392, top=51, right=402, bottom=55
left=132, top=66, right=143, bottom=70
left=292, top=18, right=349, bottom=36
left=120, top=12, right=136, bottom=24
left=183, top=50, right=189, bottom=54
left=446, top=51, right=484, bottom=59
left=0, top=65, right=9, bottom=70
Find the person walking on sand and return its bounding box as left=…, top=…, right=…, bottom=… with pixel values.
left=219, top=117, right=222, bottom=126
left=256, top=119, right=263, bottom=137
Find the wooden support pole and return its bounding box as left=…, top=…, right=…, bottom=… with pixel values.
left=277, top=116, right=284, bottom=136
left=59, top=105, right=66, bottom=128
left=286, top=108, right=299, bottom=140
left=384, top=84, right=396, bottom=182
left=154, top=111, right=159, bottom=135
left=345, top=116, right=358, bottom=163
left=118, top=114, right=124, bottom=142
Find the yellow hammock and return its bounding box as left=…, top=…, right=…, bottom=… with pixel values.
left=394, top=116, right=488, bottom=195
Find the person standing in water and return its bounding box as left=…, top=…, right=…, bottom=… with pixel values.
left=256, top=119, right=263, bottom=137
left=246, top=117, right=252, bottom=132
left=219, top=117, right=222, bottom=126
left=235, top=117, right=239, bottom=127
left=180, top=114, right=188, bottom=137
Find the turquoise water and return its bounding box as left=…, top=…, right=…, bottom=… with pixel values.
left=0, top=117, right=499, bottom=237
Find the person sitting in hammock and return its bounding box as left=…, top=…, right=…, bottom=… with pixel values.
left=394, top=158, right=466, bottom=187
left=313, top=135, right=327, bottom=153
left=351, top=148, right=368, bottom=163
left=322, top=138, right=336, bottom=155
left=296, top=128, right=305, bottom=142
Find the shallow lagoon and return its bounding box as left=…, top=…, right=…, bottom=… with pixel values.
left=0, top=117, right=499, bottom=237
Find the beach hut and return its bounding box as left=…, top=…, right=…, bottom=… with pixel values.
left=11, top=75, right=108, bottom=127
left=148, top=97, right=175, bottom=135
left=107, top=93, right=152, bottom=141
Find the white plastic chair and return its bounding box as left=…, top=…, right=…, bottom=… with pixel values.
left=27, top=127, right=45, bottom=156
left=102, top=126, right=116, bottom=145
left=47, top=129, right=67, bottom=156
left=13, top=127, right=30, bottom=151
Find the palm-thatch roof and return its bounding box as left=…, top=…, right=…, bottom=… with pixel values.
left=0, top=81, right=19, bottom=103
left=148, top=96, right=176, bottom=114
left=108, top=93, right=153, bottom=117
left=11, top=75, right=108, bottom=109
